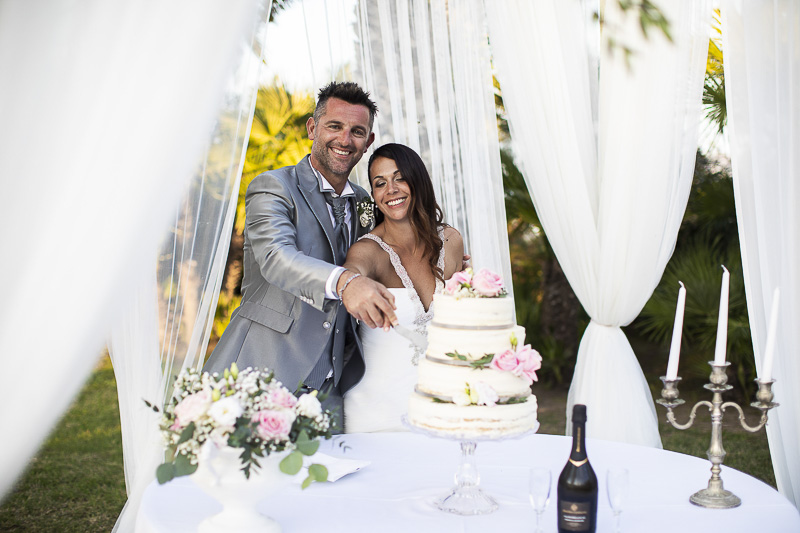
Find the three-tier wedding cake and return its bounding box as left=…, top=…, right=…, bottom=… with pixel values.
left=407, top=268, right=540, bottom=438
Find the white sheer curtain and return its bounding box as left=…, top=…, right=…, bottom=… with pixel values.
left=487, top=0, right=709, bottom=447
left=354, top=0, right=512, bottom=287
left=107, top=3, right=271, bottom=531
left=0, top=0, right=263, bottom=504
left=723, top=0, right=800, bottom=508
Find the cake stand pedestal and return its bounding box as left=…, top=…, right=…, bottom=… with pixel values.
left=402, top=415, right=539, bottom=515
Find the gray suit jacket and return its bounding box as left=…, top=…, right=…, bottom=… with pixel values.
left=204, top=156, right=371, bottom=394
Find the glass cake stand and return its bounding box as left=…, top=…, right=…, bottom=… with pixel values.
left=401, top=415, right=539, bottom=515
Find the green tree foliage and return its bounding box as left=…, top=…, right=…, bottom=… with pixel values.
left=210, top=84, right=314, bottom=350
left=636, top=153, right=752, bottom=395
left=703, top=9, right=726, bottom=134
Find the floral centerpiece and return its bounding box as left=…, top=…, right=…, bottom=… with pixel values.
left=444, top=267, right=508, bottom=298
left=148, top=363, right=333, bottom=489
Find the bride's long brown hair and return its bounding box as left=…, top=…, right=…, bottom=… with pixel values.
left=368, top=143, right=446, bottom=282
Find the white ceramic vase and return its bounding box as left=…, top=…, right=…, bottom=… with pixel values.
left=192, top=444, right=291, bottom=533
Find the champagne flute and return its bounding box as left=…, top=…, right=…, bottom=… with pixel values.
left=606, top=468, right=629, bottom=533
left=528, top=467, right=551, bottom=533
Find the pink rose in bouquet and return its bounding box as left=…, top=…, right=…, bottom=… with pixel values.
left=490, top=349, right=519, bottom=372
left=173, top=389, right=211, bottom=427
left=444, top=270, right=472, bottom=295
left=471, top=268, right=504, bottom=297
left=267, top=386, right=298, bottom=409
left=514, top=345, right=542, bottom=384
left=255, top=409, right=295, bottom=440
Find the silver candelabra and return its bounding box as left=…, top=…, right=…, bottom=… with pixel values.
left=656, top=361, right=778, bottom=509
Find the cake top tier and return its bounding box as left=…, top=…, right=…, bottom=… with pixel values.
left=431, top=292, right=515, bottom=328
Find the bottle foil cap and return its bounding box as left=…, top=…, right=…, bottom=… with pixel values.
left=573, top=403, right=587, bottom=423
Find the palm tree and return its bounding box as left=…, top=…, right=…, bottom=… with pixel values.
left=210, top=84, right=315, bottom=349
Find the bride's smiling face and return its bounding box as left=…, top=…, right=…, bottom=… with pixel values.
left=369, top=156, right=412, bottom=222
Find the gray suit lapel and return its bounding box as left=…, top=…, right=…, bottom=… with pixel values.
left=296, top=156, right=337, bottom=261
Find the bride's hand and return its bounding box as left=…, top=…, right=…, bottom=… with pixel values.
left=340, top=275, right=397, bottom=330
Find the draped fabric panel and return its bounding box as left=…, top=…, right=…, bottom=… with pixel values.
left=487, top=0, right=709, bottom=447
left=107, top=2, right=272, bottom=530
left=722, top=0, right=800, bottom=508
left=0, top=0, right=262, bottom=501
left=354, top=0, right=512, bottom=288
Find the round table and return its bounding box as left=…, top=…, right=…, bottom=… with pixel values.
left=136, top=432, right=800, bottom=532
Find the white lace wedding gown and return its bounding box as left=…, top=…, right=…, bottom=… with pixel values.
left=344, top=232, right=445, bottom=433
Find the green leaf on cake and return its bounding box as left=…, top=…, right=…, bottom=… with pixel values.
left=470, top=354, right=495, bottom=369
left=445, top=351, right=468, bottom=361
left=501, top=397, right=528, bottom=405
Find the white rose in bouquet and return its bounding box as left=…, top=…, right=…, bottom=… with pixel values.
left=295, top=392, right=323, bottom=419
left=207, top=396, right=243, bottom=428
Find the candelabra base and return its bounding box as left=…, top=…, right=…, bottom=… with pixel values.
left=690, top=488, right=741, bottom=509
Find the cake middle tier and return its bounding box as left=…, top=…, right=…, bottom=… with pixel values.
left=426, top=324, right=526, bottom=361
left=415, top=356, right=532, bottom=398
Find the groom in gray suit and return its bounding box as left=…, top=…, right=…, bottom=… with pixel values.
left=204, top=82, right=397, bottom=430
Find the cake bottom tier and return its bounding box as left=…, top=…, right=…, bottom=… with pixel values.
left=407, top=393, right=538, bottom=439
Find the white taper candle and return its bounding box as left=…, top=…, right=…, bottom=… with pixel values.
left=761, top=289, right=780, bottom=381
left=713, top=266, right=730, bottom=365
left=666, top=282, right=686, bottom=380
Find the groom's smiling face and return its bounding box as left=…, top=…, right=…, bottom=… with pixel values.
left=307, top=97, right=375, bottom=187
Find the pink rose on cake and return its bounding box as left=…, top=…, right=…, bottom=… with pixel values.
left=514, top=345, right=542, bottom=384
left=471, top=268, right=504, bottom=297
left=255, top=409, right=295, bottom=440
left=490, top=349, right=519, bottom=372
left=444, top=269, right=473, bottom=295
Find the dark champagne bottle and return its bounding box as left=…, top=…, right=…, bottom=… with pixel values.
left=557, top=404, right=598, bottom=532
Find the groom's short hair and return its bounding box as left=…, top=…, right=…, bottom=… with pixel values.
left=314, top=82, right=378, bottom=129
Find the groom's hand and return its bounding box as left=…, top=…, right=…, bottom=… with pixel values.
left=339, top=273, right=397, bottom=329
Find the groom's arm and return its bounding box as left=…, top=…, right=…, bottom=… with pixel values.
left=245, top=172, right=336, bottom=312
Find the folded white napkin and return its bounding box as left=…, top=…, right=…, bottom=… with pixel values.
left=301, top=452, right=370, bottom=482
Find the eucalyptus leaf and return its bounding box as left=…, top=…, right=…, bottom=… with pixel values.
left=174, top=453, right=198, bottom=477
left=156, top=463, right=176, bottom=485
left=279, top=451, right=303, bottom=475
left=177, top=423, right=195, bottom=445
left=301, top=475, right=313, bottom=489
left=308, top=463, right=328, bottom=482
left=296, top=434, right=319, bottom=456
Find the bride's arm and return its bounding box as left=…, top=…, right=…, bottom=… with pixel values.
left=442, top=226, right=465, bottom=279
left=338, top=240, right=397, bottom=330
left=342, top=239, right=380, bottom=280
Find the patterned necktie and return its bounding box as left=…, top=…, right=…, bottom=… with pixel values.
left=324, top=192, right=349, bottom=265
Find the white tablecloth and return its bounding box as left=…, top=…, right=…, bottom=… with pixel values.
left=137, top=432, right=800, bottom=532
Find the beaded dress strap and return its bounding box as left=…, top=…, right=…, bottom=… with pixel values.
left=358, top=230, right=446, bottom=326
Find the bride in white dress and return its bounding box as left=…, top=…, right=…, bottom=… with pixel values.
left=342, top=143, right=463, bottom=433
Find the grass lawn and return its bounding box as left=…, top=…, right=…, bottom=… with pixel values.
left=0, top=348, right=777, bottom=531
left=0, top=356, right=126, bottom=532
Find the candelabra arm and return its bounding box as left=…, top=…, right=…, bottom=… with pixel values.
left=720, top=402, right=768, bottom=433
left=666, top=400, right=713, bottom=430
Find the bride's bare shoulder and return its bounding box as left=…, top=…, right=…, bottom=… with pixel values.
left=441, top=226, right=464, bottom=278
left=442, top=226, right=463, bottom=252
